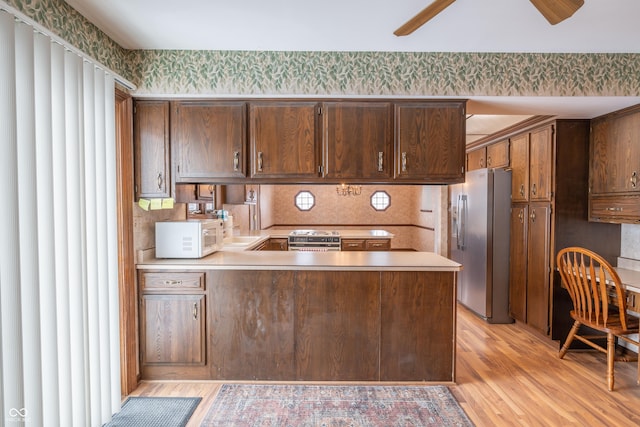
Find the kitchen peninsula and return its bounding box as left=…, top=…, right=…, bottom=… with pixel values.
left=136, top=244, right=461, bottom=383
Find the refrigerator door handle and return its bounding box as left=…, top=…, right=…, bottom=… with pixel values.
left=457, top=194, right=467, bottom=249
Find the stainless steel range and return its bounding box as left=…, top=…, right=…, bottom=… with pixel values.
left=288, top=230, right=341, bottom=251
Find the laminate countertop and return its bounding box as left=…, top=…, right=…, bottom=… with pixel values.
left=137, top=250, right=461, bottom=272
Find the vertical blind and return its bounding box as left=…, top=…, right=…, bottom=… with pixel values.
left=0, top=8, right=121, bottom=427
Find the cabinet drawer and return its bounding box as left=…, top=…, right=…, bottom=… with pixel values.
left=341, top=239, right=366, bottom=251
left=366, top=239, right=391, bottom=251
left=589, top=195, right=640, bottom=223
left=140, top=271, right=206, bottom=291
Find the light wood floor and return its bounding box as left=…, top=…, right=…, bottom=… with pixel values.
left=129, top=304, right=640, bottom=426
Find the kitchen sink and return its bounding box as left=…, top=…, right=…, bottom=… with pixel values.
left=223, top=236, right=262, bottom=246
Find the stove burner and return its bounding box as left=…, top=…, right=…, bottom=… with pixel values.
left=289, top=230, right=340, bottom=237
left=288, top=230, right=341, bottom=251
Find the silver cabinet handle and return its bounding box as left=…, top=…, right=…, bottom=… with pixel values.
left=401, top=152, right=407, bottom=172
left=163, top=280, right=183, bottom=286
left=233, top=151, right=240, bottom=171
left=157, top=173, right=163, bottom=190
left=518, top=209, right=524, bottom=223
left=631, top=171, right=638, bottom=188
left=257, top=151, right=263, bottom=172
left=606, top=207, right=623, bottom=212
left=530, top=210, right=536, bottom=222
left=378, top=152, right=384, bottom=172
left=519, top=184, right=525, bottom=197
left=531, top=183, right=537, bottom=196
left=487, top=156, right=492, bottom=167
left=193, top=303, right=198, bottom=320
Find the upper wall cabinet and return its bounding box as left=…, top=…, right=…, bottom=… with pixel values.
left=134, top=100, right=171, bottom=199
left=172, top=101, right=247, bottom=182
left=589, top=105, right=640, bottom=223
left=510, top=126, right=553, bottom=204
left=322, top=101, right=393, bottom=180
left=394, top=101, right=466, bottom=183
left=486, top=139, right=509, bottom=169
left=466, top=147, right=486, bottom=171
left=249, top=101, right=321, bottom=180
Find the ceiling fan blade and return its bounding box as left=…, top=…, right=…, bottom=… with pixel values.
left=394, top=0, right=456, bottom=36
left=529, top=0, right=584, bottom=25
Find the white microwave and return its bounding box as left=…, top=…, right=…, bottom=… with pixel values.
left=155, top=219, right=223, bottom=258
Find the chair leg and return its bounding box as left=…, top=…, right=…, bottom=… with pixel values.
left=607, top=333, right=615, bottom=391
left=559, top=320, right=580, bottom=359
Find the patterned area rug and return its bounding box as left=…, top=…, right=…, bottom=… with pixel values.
left=201, top=384, right=473, bottom=426
left=104, top=396, right=201, bottom=427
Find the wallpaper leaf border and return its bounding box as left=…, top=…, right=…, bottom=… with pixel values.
left=7, top=0, right=640, bottom=98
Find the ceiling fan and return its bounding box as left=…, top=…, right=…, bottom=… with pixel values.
left=394, top=0, right=584, bottom=36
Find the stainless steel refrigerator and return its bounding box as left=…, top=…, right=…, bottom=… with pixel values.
left=449, top=168, right=513, bottom=324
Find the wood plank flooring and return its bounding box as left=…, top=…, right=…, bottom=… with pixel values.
left=128, top=304, right=640, bottom=426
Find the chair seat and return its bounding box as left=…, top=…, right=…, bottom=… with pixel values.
left=570, top=310, right=640, bottom=335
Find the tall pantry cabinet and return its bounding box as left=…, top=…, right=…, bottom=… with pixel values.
left=508, top=120, right=620, bottom=336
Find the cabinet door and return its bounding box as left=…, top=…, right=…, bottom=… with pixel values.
left=134, top=100, right=170, bottom=198
left=510, top=133, right=530, bottom=203
left=209, top=270, right=295, bottom=380
left=381, top=271, right=454, bottom=382
left=295, top=271, right=380, bottom=381
left=509, top=204, right=528, bottom=322
left=172, top=101, right=246, bottom=181
left=486, top=139, right=509, bottom=169
left=249, top=101, right=320, bottom=179
left=466, top=147, right=486, bottom=171
left=591, top=111, right=640, bottom=194
left=323, top=102, right=393, bottom=180
left=529, top=125, right=554, bottom=202
left=394, top=102, right=465, bottom=182
left=526, top=203, right=551, bottom=334
left=140, top=293, right=205, bottom=365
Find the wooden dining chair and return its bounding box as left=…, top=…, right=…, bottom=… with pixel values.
left=556, top=247, right=640, bottom=391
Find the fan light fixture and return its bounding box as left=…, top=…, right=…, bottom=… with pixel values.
left=394, top=0, right=584, bottom=36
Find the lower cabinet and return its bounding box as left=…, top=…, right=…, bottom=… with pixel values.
left=209, top=270, right=295, bottom=380
left=294, top=271, right=381, bottom=381
left=509, top=203, right=551, bottom=334
left=204, top=269, right=455, bottom=381
left=138, top=271, right=209, bottom=379
left=341, top=238, right=391, bottom=251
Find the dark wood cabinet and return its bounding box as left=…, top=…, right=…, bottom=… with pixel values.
left=133, top=97, right=467, bottom=185
left=172, top=100, right=246, bottom=181
left=466, top=147, right=486, bottom=171
left=140, top=268, right=457, bottom=381
left=486, top=139, right=509, bottom=169
left=138, top=271, right=209, bottom=379
left=510, top=125, right=553, bottom=203
left=380, top=271, right=454, bottom=381
left=589, top=105, right=640, bottom=223
left=394, top=101, right=466, bottom=183
left=249, top=101, right=321, bottom=179
left=322, top=101, right=393, bottom=180
left=134, top=100, right=170, bottom=199
left=341, top=238, right=391, bottom=251
left=529, top=126, right=553, bottom=202
left=209, top=270, right=295, bottom=380
left=525, top=203, right=552, bottom=333
left=295, top=271, right=380, bottom=381
left=509, top=204, right=528, bottom=322
left=509, top=202, right=551, bottom=333
left=507, top=120, right=621, bottom=337
left=510, top=132, right=531, bottom=203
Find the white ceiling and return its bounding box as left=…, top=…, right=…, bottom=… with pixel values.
left=64, top=0, right=640, bottom=138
